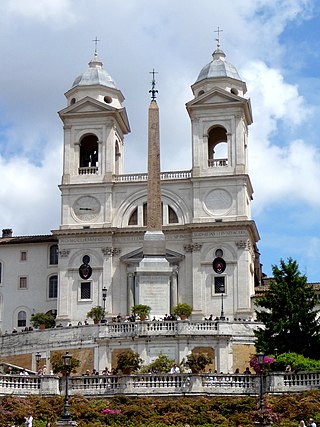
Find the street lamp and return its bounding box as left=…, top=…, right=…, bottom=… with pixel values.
left=257, top=352, right=265, bottom=412
left=60, top=352, right=72, bottom=421
left=35, top=352, right=41, bottom=370
left=220, top=282, right=225, bottom=320
left=101, top=287, right=108, bottom=324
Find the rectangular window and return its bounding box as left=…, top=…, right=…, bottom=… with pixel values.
left=19, top=276, right=28, bottom=289
left=20, top=251, right=27, bottom=261
left=214, top=276, right=226, bottom=294
left=80, top=282, right=91, bottom=300
left=49, top=275, right=58, bottom=299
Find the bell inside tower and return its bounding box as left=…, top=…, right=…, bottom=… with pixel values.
left=79, top=134, right=99, bottom=174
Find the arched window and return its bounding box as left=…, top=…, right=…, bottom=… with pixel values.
left=168, top=206, right=178, bottom=223
left=18, top=310, right=27, bottom=327
left=115, top=141, right=121, bottom=174
left=208, top=126, right=228, bottom=167
left=49, top=275, right=58, bottom=299
left=128, top=207, right=138, bottom=225
left=128, top=203, right=178, bottom=226
left=79, top=134, right=99, bottom=173
left=49, top=244, right=58, bottom=265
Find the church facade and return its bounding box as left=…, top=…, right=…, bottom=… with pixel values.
left=0, top=42, right=262, bottom=374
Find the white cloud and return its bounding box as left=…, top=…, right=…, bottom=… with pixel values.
left=0, top=144, right=61, bottom=235
left=1, top=0, right=76, bottom=23
left=241, top=60, right=320, bottom=210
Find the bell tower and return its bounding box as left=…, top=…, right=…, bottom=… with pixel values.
left=185, top=38, right=260, bottom=319
left=58, top=51, right=130, bottom=229
left=186, top=41, right=253, bottom=222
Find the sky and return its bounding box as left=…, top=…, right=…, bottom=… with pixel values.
left=0, top=0, right=319, bottom=281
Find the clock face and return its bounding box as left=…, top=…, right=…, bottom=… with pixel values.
left=73, top=196, right=101, bottom=221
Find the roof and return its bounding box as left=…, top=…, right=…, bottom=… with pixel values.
left=0, top=234, right=57, bottom=245
left=72, top=54, right=117, bottom=89
left=196, top=48, right=241, bottom=83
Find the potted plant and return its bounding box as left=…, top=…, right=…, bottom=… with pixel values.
left=87, top=306, right=104, bottom=324
left=131, top=304, right=151, bottom=321
left=30, top=312, right=56, bottom=329
left=173, top=303, right=192, bottom=320
left=116, top=349, right=143, bottom=374
left=183, top=352, right=212, bottom=373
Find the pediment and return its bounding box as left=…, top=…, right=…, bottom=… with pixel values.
left=121, top=247, right=184, bottom=265
left=186, top=88, right=242, bottom=108
left=59, top=97, right=116, bottom=116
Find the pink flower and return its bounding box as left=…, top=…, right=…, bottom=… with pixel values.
left=102, top=408, right=121, bottom=415
left=249, top=355, right=275, bottom=374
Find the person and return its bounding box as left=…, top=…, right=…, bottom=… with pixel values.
left=299, top=421, right=306, bottom=427
left=25, top=415, right=33, bottom=427
left=236, top=421, right=243, bottom=427
left=309, top=419, right=317, bottom=427
left=170, top=363, right=180, bottom=374
left=243, top=367, right=251, bottom=374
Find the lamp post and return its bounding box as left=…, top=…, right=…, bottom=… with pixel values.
left=101, top=287, right=108, bottom=324
left=220, top=282, right=225, bottom=320
left=60, top=352, right=72, bottom=421
left=257, top=352, right=265, bottom=413
left=35, top=352, right=41, bottom=371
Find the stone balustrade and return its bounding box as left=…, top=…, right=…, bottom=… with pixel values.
left=0, top=372, right=319, bottom=397
left=0, top=320, right=257, bottom=356
left=114, top=170, right=192, bottom=182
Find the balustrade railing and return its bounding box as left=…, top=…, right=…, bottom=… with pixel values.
left=78, top=166, right=98, bottom=175
left=0, top=374, right=40, bottom=394
left=1, top=372, right=320, bottom=397
left=104, top=321, right=218, bottom=337
left=114, top=170, right=192, bottom=183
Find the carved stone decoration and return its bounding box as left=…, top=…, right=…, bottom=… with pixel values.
left=58, top=249, right=70, bottom=258
left=183, top=243, right=203, bottom=253
left=102, top=247, right=122, bottom=257
left=235, top=240, right=252, bottom=251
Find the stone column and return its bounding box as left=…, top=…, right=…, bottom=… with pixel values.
left=170, top=267, right=178, bottom=311
left=127, top=273, right=135, bottom=314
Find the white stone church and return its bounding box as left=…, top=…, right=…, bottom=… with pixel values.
left=0, top=41, right=262, bottom=374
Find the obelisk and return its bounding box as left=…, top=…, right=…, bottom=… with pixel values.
left=143, top=71, right=166, bottom=256
left=134, top=70, right=172, bottom=316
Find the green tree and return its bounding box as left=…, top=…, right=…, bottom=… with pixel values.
left=255, top=258, right=320, bottom=359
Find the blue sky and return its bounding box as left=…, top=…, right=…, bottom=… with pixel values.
left=0, top=0, right=319, bottom=281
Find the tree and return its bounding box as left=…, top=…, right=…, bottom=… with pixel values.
left=141, top=352, right=175, bottom=373
left=255, top=258, right=320, bottom=359
left=50, top=352, right=81, bottom=375
left=116, top=350, right=143, bottom=374
left=183, top=353, right=212, bottom=373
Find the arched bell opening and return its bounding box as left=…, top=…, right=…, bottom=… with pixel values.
left=208, top=126, right=228, bottom=167
left=79, top=134, right=99, bottom=175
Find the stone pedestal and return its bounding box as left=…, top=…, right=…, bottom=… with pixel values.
left=56, top=420, right=78, bottom=426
